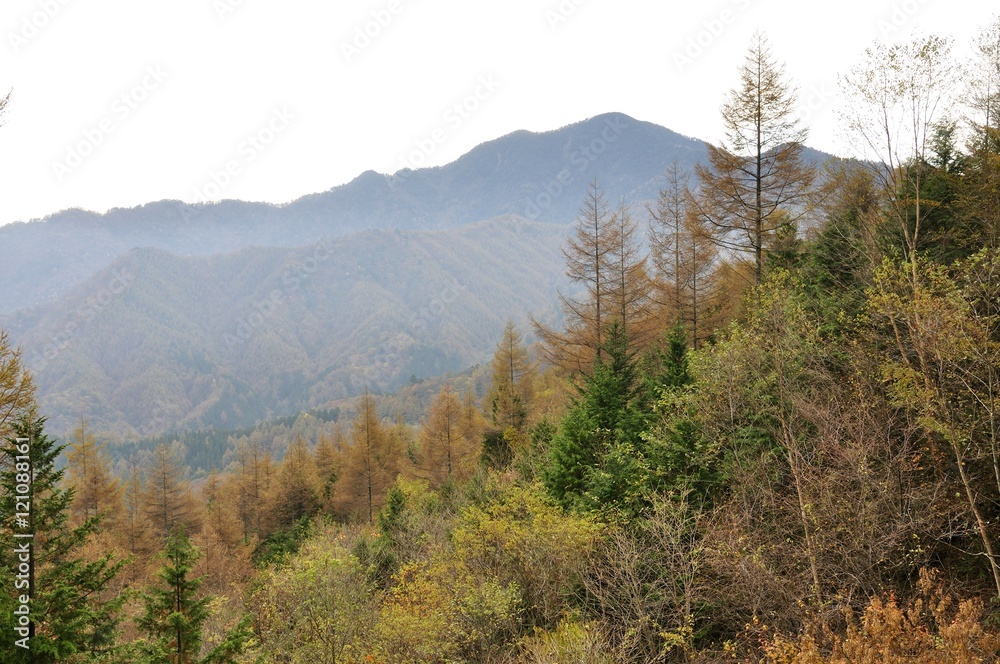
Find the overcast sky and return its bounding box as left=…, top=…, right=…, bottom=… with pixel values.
left=0, top=0, right=994, bottom=226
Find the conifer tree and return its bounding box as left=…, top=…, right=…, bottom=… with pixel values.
left=534, top=181, right=619, bottom=372
left=419, top=385, right=480, bottom=486
left=608, top=200, right=654, bottom=350
left=543, top=323, right=649, bottom=513
left=649, top=164, right=722, bottom=348
left=66, top=419, right=122, bottom=526
left=0, top=330, right=34, bottom=440
left=0, top=413, right=125, bottom=663
left=138, top=526, right=210, bottom=663
left=143, top=443, right=199, bottom=538
left=695, top=31, right=815, bottom=284
left=268, top=435, right=320, bottom=526
left=137, top=526, right=250, bottom=664
left=487, top=321, right=536, bottom=432
left=336, top=392, right=399, bottom=523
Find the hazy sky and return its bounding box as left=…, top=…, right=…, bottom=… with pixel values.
left=0, top=0, right=994, bottom=226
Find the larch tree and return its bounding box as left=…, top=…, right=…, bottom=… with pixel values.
left=120, top=457, right=154, bottom=560
left=66, top=419, right=122, bottom=526
left=486, top=320, right=536, bottom=432
left=608, top=200, right=654, bottom=352
left=314, top=427, right=346, bottom=506
left=143, top=443, right=199, bottom=539
left=0, top=329, right=34, bottom=441
left=419, top=385, right=479, bottom=486
left=694, top=31, right=815, bottom=284
left=649, top=165, right=723, bottom=348
left=228, top=436, right=274, bottom=542
left=648, top=162, right=692, bottom=323
left=268, top=435, right=320, bottom=526
left=336, top=392, right=399, bottom=523
left=533, top=180, right=619, bottom=373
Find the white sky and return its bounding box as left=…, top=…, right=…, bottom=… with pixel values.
left=0, top=0, right=993, bottom=226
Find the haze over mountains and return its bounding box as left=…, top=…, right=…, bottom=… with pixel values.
left=1, top=112, right=829, bottom=439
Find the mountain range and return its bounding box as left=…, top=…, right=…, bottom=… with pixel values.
left=0, top=112, right=830, bottom=439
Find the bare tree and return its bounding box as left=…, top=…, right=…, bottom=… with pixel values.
left=695, top=32, right=815, bottom=284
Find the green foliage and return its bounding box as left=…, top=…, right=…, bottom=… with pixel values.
left=248, top=525, right=376, bottom=664
left=252, top=515, right=313, bottom=568
left=545, top=322, right=696, bottom=517
left=0, top=414, right=126, bottom=663
left=137, top=526, right=212, bottom=663
left=514, top=618, right=615, bottom=663
left=543, top=322, right=649, bottom=514
left=451, top=481, right=602, bottom=629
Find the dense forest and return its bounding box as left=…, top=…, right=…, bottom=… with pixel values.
left=4, top=22, right=1000, bottom=662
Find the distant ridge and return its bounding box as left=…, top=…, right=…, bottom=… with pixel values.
left=0, top=113, right=708, bottom=315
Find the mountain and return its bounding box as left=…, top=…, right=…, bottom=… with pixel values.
left=1, top=112, right=838, bottom=439
left=0, top=112, right=707, bottom=316
left=4, top=217, right=567, bottom=438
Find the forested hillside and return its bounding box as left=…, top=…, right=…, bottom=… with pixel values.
left=3, top=21, right=1000, bottom=664
left=4, top=217, right=566, bottom=438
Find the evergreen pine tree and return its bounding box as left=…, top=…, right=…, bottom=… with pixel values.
left=0, top=413, right=125, bottom=663
left=543, top=322, right=648, bottom=513
left=138, top=525, right=209, bottom=663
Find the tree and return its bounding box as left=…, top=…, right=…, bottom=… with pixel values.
left=143, top=443, right=199, bottom=538
left=959, top=19, right=1000, bottom=251
left=649, top=162, right=692, bottom=323
left=534, top=181, right=619, bottom=372
left=138, top=527, right=210, bottom=662
left=486, top=320, right=536, bottom=432
left=66, top=419, right=122, bottom=526
left=695, top=31, right=815, bottom=284
left=0, top=329, right=34, bottom=441
left=121, top=456, right=155, bottom=559
left=138, top=526, right=251, bottom=664
left=336, top=392, right=399, bottom=523
left=314, top=428, right=346, bottom=508
left=607, top=200, right=654, bottom=351
left=268, top=435, right=320, bottom=526
left=249, top=525, right=376, bottom=663
left=648, top=164, right=722, bottom=348
left=543, top=322, right=650, bottom=514
left=868, top=252, right=1000, bottom=597
left=418, top=385, right=479, bottom=486
left=228, top=436, right=274, bottom=541
left=0, top=413, right=125, bottom=662
left=841, top=35, right=956, bottom=273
